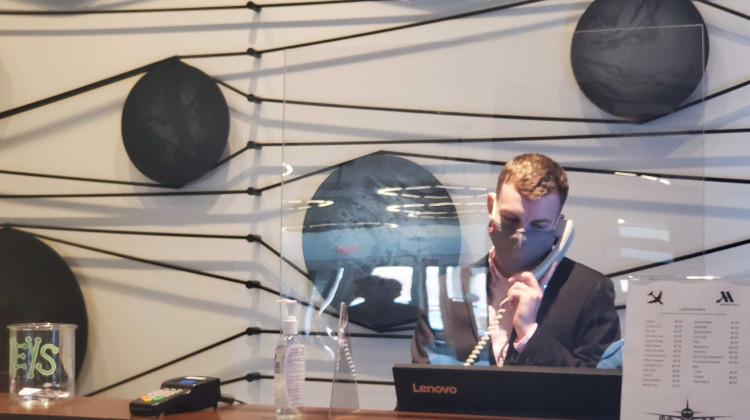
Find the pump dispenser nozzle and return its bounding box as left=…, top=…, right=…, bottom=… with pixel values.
left=279, top=299, right=298, bottom=336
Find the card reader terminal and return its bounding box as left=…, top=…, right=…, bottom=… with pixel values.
left=129, top=376, right=221, bottom=416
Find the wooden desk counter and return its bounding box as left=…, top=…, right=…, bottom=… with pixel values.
left=0, top=394, right=573, bottom=420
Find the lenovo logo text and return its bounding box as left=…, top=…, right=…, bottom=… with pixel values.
left=412, top=383, right=458, bottom=394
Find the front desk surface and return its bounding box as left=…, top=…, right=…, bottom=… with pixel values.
left=0, top=394, right=579, bottom=420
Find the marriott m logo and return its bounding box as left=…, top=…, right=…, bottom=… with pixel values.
left=716, top=291, right=734, bottom=304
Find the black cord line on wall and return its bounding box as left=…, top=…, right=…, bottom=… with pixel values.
left=0, top=4, right=248, bottom=15
left=16, top=219, right=745, bottom=317
left=11, top=227, right=382, bottom=329
left=606, top=237, right=750, bottom=278
left=8, top=223, right=249, bottom=240
left=85, top=330, right=252, bottom=396
left=5, top=223, right=311, bottom=280
left=0, top=0, right=394, bottom=15
left=222, top=372, right=394, bottom=386
left=0, top=1, right=551, bottom=119
left=77, top=230, right=750, bottom=396
left=5, top=131, right=750, bottom=200
left=85, top=326, right=408, bottom=395
left=0, top=188, right=253, bottom=199
left=263, top=126, right=750, bottom=148
left=693, top=0, right=750, bottom=21
left=1, top=0, right=748, bottom=127
left=0, top=168, right=171, bottom=188
left=0, top=0, right=626, bottom=126
left=384, top=150, right=750, bottom=186
left=241, top=92, right=626, bottom=125
left=184, top=0, right=552, bottom=57
left=23, top=229, right=260, bottom=287
left=0, top=57, right=177, bottom=120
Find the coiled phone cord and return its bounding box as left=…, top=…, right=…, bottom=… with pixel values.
left=463, top=297, right=510, bottom=366
left=341, top=337, right=357, bottom=379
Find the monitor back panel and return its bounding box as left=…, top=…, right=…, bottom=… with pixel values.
left=393, top=364, right=621, bottom=420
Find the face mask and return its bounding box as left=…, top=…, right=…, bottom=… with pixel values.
left=488, top=219, right=558, bottom=277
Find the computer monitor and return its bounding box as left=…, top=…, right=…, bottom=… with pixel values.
left=393, top=363, right=621, bottom=419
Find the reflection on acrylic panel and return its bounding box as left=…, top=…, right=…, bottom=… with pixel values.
left=0, top=227, right=88, bottom=392
left=121, top=60, right=230, bottom=187
left=301, top=154, right=461, bottom=332
left=571, top=0, right=707, bottom=121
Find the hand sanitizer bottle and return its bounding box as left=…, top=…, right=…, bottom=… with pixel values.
left=275, top=299, right=304, bottom=419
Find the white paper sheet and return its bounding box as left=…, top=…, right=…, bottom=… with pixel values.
left=621, top=277, right=749, bottom=419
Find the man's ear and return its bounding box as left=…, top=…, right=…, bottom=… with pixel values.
left=487, top=192, right=496, bottom=215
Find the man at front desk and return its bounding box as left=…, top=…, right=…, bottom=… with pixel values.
left=411, top=153, right=620, bottom=367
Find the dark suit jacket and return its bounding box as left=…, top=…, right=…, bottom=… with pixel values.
left=411, top=256, right=620, bottom=367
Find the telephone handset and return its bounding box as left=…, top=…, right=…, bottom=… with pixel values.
left=463, top=219, right=575, bottom=366
left=532, top=219, right=575, bottom=282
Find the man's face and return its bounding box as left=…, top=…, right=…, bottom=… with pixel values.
left=488, top=183, right=561, bottom=233
left=486, top=183, right=562, bottom=277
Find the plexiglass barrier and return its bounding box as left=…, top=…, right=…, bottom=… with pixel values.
left=278, top=23, right=707, bottom=407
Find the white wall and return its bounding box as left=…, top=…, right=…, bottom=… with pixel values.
left=2, top=0, right=750, bottom=410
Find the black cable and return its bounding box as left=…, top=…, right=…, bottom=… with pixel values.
left=0, top=5, right=248, bottom=15
left=244, top=326, right=412, bottom=339
left=213, top=141, right=262, bottom=169
left=257, top=0, right=549, bottom=55
left=213, top=78, right=623, bottom=124
left=8, top=223, right=249, bottom=240
left=260, top=126, right=750, bottom=147
left=221, top=372, right=270, bottom=385
left=7, top=222, right=314, bottom=286
left=252, top=236, right=311, bottom=279
left=306, top=331, right=412, bottom=339
left=22, top=229, right=253, bottom=286
left=0, top=169, right=173, bottom=188
left=664, top=77, right=750, bottom=120
left=1, top=0, right=745, bottom=127
left=8, top=124, right=750, bottom=200
left=693, top=0, right=750, bottom=21
left=0, top=188, right=249, bottom=199
left=306, top=377, right=393, bottom=385
left=0, top=56, right=176, bottom=120
left=180, top=0, right=551, bottom=60
left=386, top=150, right=750, bottom=186
left=11, top=122, right=750, bottom=193
left=253, top=0, right=394, bottom=8
left=9, top=122, right=750, bottom=194
left=255, top=151, right=380, bottom=195
left=606, top=237, right=750, bottom=278
left=0, top=0, right=396, bottom=15
left=14, top=227, right=380, bottom=332
left=0, top=139, right=257, bottom=188
left=222, top=372, right=393, bottom=386
left=250, top=96, right=627, bottom=125
left=80, top=323, right=407, bottom=394
left=212, top=77, right=249, bottom=99
left=85, top=330, right=249, bottom=396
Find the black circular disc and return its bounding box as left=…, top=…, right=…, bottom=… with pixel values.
left=0, top=227, right=88, bottom=392
left=122, top=60, right=230, bottom=187
left=301, top=154, right=461, bottom=331
left=571, top=0, right=708, bottom=121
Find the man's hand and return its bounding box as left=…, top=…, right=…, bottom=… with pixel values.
left=507, top=262, right=557, bottom=338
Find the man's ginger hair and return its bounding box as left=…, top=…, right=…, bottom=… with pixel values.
left=496, top=153, right=568, bottom=209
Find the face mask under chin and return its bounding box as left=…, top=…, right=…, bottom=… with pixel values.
left=488, top=221, right=557, bottom=277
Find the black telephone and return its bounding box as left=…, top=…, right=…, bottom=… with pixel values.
left=464, top=219, right=575, bottom=366
left=129, top=376, right=221, bottom=416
